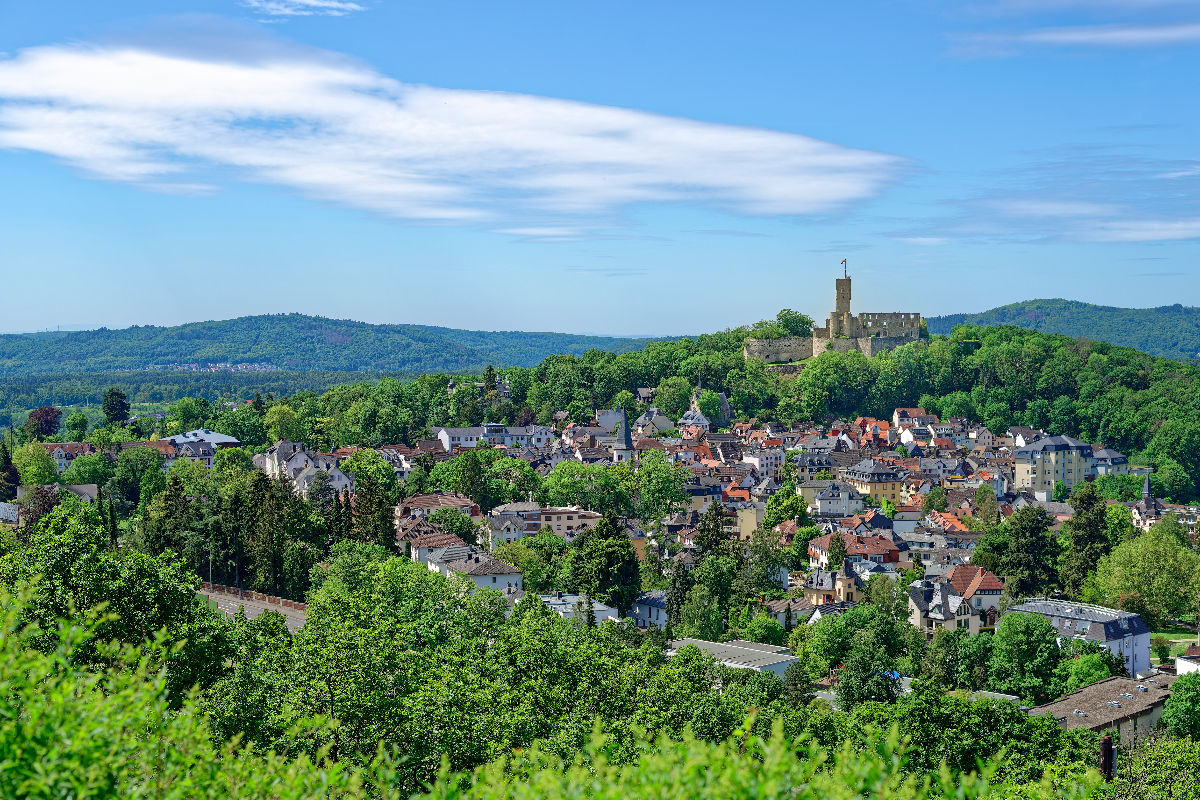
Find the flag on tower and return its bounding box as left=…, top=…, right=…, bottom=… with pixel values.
left=840, top=259, right=847, bottom=265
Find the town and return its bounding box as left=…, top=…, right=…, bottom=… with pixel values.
left=6, top=312, right=1198, bottom=755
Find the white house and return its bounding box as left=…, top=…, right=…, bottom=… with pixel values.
left=1007, top=599, right=1152, bottom=678
left=667, top=638, right=797, bottom=677
left=631, top=589, right=668, bottom=629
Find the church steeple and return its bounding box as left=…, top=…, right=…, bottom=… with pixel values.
left=1142, top=472, right=1152, bottom=500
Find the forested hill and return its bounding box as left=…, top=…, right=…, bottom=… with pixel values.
left=927, top=299, right=1200, bottom=361
left=0, top=314, right=653, bottom=377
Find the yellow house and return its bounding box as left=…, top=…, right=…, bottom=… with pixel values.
left=840, top=458, right=904, bottom=503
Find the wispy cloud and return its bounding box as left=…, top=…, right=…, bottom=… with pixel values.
left=242, top=0, right=366, bottom=17
left=898, top=145, right=1200, bottom=244
left=0, top=37, right=904, bottom=237
left=958, top=21, right=1200, bottom=54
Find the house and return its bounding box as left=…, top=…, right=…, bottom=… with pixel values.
left=678, top=409, right=712, bottom=432
left=1129, top=475, right=1169, bottom=532
left=166, top=428, right=240, bottom=449
left=1013, top=436, right=1094, bottom=501
left=1090, top=447, right=1129, bottom=476
left=408, top=532, right=469, bottom=564
left=800, top=480, right=863, bottom=518
left=840, top=459, right=905, bottom=503
left=807, top=531, right=901, bottom=569
left=807, top=601, right=858, bottom=624
left=801, top=563, right=863, bottom=606
left=255, top=440, right=355, bottom=497
left=908, top=579, right=981, bottom=637
left=942, top=564, right=1004, bottom=624
left=594, top=409, right=624, bottom=434
left=1176, top=644, right=1200, bottom=675
left=540, top=506, right=603, bottom=538
left=41, top=442, right=97, bottom=473
left=509, top=591, right=618, bottom=623
left=634, top=408, right=674, bottom=436
left=1006, top=598, right=1151, bottom=678
left=427, top=547, right=523, bottom=591
left=631, top=589, right=668, bottom=629
left=1029, top=674, right=1177, bottom=743
left=667, top=638, right=798, bottom=677
left=894, top=408, right=938, bottom=429
left=742, top=447, right=784, bottom=480
left=1006, top=426, right=1045, bottom=449
left=434, top=424, right=555, bottom=452
left=791, top=452, right=836, bottom=482
left=395, top=492, right=482, bottom=522
left=762, top=597, right=816, bottom=628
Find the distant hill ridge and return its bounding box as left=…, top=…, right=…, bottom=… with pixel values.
left=926, top=299, right=1200, bottom=361
left=0, top=313, right=653, bottom=378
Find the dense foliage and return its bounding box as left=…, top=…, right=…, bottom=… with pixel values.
left=0, top=313, right=656, bottom=378
left=0, top=506, right=1140, bottom=798
left=927, top=298, right=1200, bottom=361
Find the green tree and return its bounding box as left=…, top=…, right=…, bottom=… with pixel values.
left=1084, top=525, right=1200, bottom=627
left=973, top=484, right=999, bottom=526
left=922, top=486, right=948, bottom=513
left=762, top=482, right=809, bottom=531
left=827, top=532, right=848, bottom=569
left=1059, top=482, right=1111, bottom=599
left=678, top=584, right=723, bottom=640
left=61, top=454, right=114, bottom=487
left=654, top=376, right=692, bottom=418
left=697, top=389, right=722, bottom=423
left=633, top=449, right=690, bottom=525
left=101, top=387, right=130, bottom=426
left=836, top=630, right=901, bottom=706
left=12, top=442, right=57, bottom=486
left=429, top=507, right=478, bottom=547
left=62, top=411, right=89, bottom=442
left=562, top=515, right=640, bottom=614
left=692, top=501, right=727, bottom=556
left=263, top=403, right=305, bottom=443
left=741, top=611, right=786, bottom=646
left=974, top=506, right=1059, bottom=597
left=988, top=612, right=1062, bottom=703
left=1162, top=672, right=1200, bottom=739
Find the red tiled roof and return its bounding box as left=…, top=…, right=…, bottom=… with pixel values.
left=808, top=532, right=899, bottom=558
left=944, top=565, right=1004, bottom=598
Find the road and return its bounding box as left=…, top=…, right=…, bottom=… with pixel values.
left=199, top=590, right=307, bottom=632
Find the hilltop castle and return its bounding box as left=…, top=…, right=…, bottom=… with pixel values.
left=743, top=273, right=924, bottom=365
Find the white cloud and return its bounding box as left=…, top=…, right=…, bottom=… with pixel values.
left=897, top=236, right=948, bottom=246
left=0, top=41, right=903, bottom=235
left=1087, top=218, right=1200, bottom=242
left=961, top=21, right=1200, bottom=53
left=988, top=199, right=1122, bottom=217
left=242, top=0, right=366, bottom=17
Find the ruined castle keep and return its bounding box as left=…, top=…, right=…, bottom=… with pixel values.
left=743, top=274, right=923, bottom=364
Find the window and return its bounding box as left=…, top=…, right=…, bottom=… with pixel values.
left=492, top=577, right=497, bottom=583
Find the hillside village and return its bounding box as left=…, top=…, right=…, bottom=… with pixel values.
left=11, top=382, right=1200, bottom=739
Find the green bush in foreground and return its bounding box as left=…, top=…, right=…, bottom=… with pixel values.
left=5, top=584, right=1195, bottom=800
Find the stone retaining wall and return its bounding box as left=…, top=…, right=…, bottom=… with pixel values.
left=200, top=581, right=307, bottom=612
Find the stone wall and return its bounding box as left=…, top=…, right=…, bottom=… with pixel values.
left=809, top=335, right=918, bottom=358
left=766, top=363, right=806, bottom=375
left=743, top=337, right=813, bottom=364
left=859, top=335, right=920, bottom=357
left=858, top=312, right=922, bottom=337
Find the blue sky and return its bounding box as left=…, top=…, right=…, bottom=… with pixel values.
left=1, top=0, right=1199, bottom=335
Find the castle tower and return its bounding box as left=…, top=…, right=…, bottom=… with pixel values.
left=835, top=276, right=852, bottom=314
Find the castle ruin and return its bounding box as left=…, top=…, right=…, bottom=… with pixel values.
left=743, top=273, right=923, bottom=364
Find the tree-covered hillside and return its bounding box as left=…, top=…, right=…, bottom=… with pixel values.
left=0, top=314, right=654, bottom=377
left=927, top=299, right=1200, bottom=361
